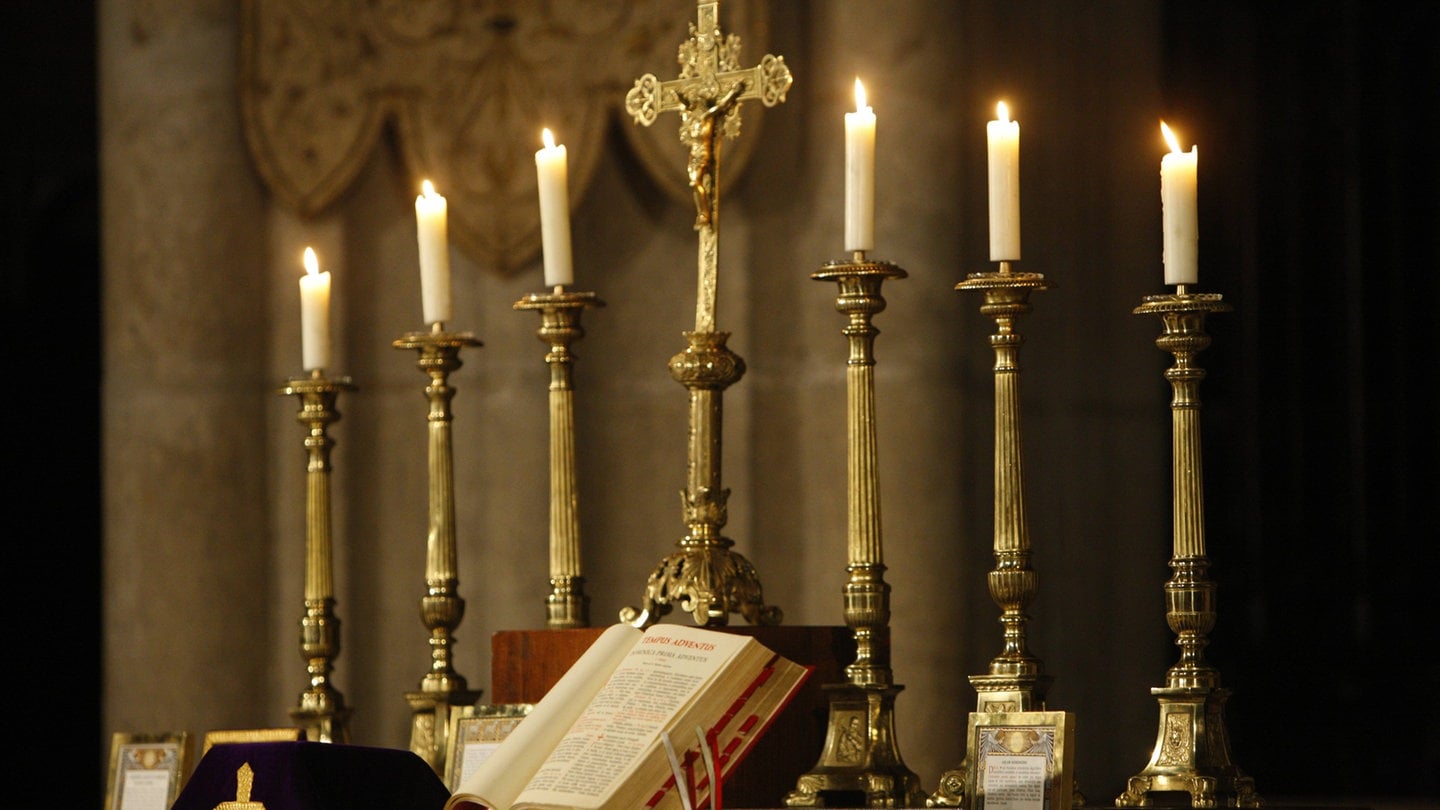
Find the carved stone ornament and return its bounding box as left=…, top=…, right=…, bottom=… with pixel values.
left=240, top=0, right=772, bottom=275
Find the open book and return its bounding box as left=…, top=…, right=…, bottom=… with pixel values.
left=446, top=623, right=812, bottom=810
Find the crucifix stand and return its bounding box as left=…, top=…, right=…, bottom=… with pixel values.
left=618, top=0, right=792, bottom=628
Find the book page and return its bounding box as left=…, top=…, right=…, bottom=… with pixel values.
left=514, top=625, right=752, bottom=810
left=642, top=655, right=812, bottom=810
left=446, top=623, right=641, bottom=810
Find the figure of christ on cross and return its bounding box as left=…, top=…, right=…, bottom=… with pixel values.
left=625, top=0, right=792, bottom=332
left=684, top=83, right=741, bottom=230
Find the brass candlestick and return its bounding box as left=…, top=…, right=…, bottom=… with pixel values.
left=393, top=324, right=484, bottom=773
left=515, top=288, right=604, bottom=629
left=1116, top=289, right=1260, bottom=808
left=932, top=261, right=1060, bottom=807
left=280, top=369, right=355, bottom=744
left=786, top=255, right=925, bottom=809
left=620, top=0, right=791, bottom=627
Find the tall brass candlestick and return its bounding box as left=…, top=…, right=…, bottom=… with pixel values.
left=620, top=0, right=791, bottom=627
left=394, top=324, right=483, bottom=773
left=962, top=261, right=1052, bottom=705
left=280, top=369, right=355, bottom=744
left=515, top=288, right=603, bottom=629
left=1117, top=290, right=1261, bottom=808
left=932, top=261, right=1060, bottom=808
left=786, top=255, right=925, bottom=809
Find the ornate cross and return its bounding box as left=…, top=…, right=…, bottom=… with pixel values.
left=625, top=0, right=792, bottom=332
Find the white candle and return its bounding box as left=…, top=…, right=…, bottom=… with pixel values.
left=415, top=179, right=452, bottom=325
left=844, top=78, right=876, bottom=252
left=535, top=128, right=574, bottom=288
left=298, top=246, right=331, bottom=371
left=1159, top=121, right=1199, bottom=286
left=987, top=101, right=1021, bottom=261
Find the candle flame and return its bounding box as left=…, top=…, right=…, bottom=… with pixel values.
left=853, top=78, right=867, bottom=112
left=303, top=247, right=319, bottom=277
left=996, top=101, right=1010, bottom=123
left=421, top=179, right=437, bottom=198
left=1160, top=121, right=1184, bottom=154
left=542, top=127, right=557, bottom=149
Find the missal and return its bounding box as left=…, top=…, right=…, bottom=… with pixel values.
left=446, top=623, right=812, bottom=810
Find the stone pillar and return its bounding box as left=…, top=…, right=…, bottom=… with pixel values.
left=100, top=0, right=273, bottom=742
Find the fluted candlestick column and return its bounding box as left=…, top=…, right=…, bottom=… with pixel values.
left=515, top=289, right=604, bottom=629
left=962, top=262, right=1052, bottom=704
left=394, top=325, right=483, bottom=775
left=280, top=370, right=355, bottom=745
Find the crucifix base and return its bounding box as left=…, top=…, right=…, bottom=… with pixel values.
left=1116, top=686, right=1261, bottom=808
left=619, top=542, right=782, bottom=628
left=784, top=683, right=926, bottom=808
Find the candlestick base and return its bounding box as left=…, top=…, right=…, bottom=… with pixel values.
left=288, top=704, right=351, bottom=747
left=545, top=575, right=589, bottom=630
left=288, top=596, right=351, bottom=745
left=1116, top=687, right=1261, bottom=808
left=784, top=683, right=926, bottom=809
left=928, top=675, right=1054, bottom=808
left=405, top=688, right=484, bottom=776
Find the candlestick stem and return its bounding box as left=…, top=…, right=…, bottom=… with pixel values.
left=970, top=267, right=1051, bottom=693
left=1117, top=291, right=1261, bottom=809
left=393, top=328, right=484, bottom=774
left=280, top=370, right=355, bottom=745
left=785, top=258, right=925, bottom=809
left=515, top=290, right=604, bottom=629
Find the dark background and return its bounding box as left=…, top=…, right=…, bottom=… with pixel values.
left=2, top=0, right=104, bottom=807
left=1169, top=1, right=1440, bottom=800
left=3, top=1, right=1435, bottom=806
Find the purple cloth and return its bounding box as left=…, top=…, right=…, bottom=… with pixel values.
left=170, top=742, right=449, bottom=810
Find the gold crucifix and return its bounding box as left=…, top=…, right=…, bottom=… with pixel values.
left=625, top=0, right=792, bottom=332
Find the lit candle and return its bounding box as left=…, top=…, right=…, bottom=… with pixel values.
left=1159, top=121, right=1198, bottom=286
left=987, top=101, right=1021, bottom=261
left=298, top=247, right=331, bottom=371
left=415, top=179, right=451, bottom=325
left=844, top=78, right=876, bottom=252
left=535, top=128, right=574, bottom=288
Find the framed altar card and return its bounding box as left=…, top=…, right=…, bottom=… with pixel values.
left=201, top=727, right=305, bottom=756
left=967, top=711, right=1075, bottom=810
left=105, top=731, right=191, bottom=810
left=445, top=703, right=534, bottom=792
